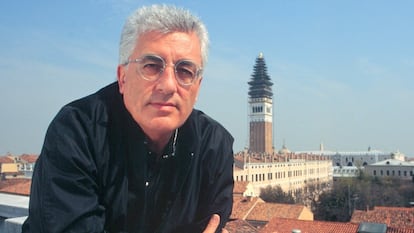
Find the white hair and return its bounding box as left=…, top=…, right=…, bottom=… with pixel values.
left=119, top=4, right=209, bottom=66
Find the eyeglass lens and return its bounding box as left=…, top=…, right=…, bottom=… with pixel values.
left=136, top=55, right=198, bottom=85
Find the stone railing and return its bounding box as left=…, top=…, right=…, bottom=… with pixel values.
left=0, top=193, right=29, bottom=233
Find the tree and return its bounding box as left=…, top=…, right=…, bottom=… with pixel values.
left=314, top=180, right=352, bottom=222
left=260, top=185, right=295, bottom=204
left=313, top=174, right=414, bottom=222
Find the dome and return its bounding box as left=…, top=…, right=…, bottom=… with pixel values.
left=279, top=144, right=291, bottom=154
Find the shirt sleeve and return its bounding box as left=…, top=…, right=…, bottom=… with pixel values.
left=202, top=129, right=234, bottom=232
left=22, top=105, right=106, bottom=233
left=171, top=128, right=234, bottom=233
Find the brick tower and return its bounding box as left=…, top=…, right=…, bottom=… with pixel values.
left=248, top=53, right=274, bottom=154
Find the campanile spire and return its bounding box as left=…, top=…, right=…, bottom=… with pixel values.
left=248, top=53, right=274, bottom=154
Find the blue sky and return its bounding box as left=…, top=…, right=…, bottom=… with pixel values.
left=1, top=0, right=413, bottom=157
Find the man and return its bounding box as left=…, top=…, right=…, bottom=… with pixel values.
left=22, top=4, right=233, bottom=233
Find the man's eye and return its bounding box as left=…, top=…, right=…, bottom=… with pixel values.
left=177, top=67, right=194, bottom=76
left=142, top=63, right=163, bottom=73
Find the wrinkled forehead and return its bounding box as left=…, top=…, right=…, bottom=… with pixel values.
left=131, top=31, right=202, bottom=64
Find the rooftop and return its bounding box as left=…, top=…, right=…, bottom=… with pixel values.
left=0, top=179, right=31, bottom=196
left=260, top=217, right=360, bottom=233
left=246, top=202, right=312, bottom=222
left=351, top=206, right=414, bottom=229
left=369, top=159, right=414, bottom=166
left=19, top=154, right=38, bottom=163
left=225, top=219, right=258, bottom=233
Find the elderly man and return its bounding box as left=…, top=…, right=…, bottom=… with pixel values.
left=23, top=4, right=233, bottom=233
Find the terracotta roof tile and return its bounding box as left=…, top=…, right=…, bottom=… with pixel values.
left=246, top=203, right=310, bottom=222
left=234, top=181, right=249, bottom=194
left=351, top=206, right=414, bottom=228
left=0, top=156, right=14, bottom=163
left=0, top=178, right=31, bottom=196
left=19, top=154, right=39, bottom=163
left=386, top=226, right=414, bottom=233
left=231, top=196, right=262, bottom=220
left=260, top=217, right=359, bottom=233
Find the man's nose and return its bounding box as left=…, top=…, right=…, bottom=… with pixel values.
left=155, top=66, right=177, bottom=93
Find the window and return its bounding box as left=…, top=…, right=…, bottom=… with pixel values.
left=252, top=106, right=264, bottom=113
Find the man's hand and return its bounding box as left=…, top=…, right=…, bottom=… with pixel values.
left=202, top=214, right=229, bottom=233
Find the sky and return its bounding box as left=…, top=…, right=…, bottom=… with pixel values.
left=1, top=0, right=413, bottom=157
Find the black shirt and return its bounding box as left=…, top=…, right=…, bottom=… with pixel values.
left=23, top=82, right=234, bottom=233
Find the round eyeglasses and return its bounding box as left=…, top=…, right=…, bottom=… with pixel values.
left=123, top=54, right=203, bottom=86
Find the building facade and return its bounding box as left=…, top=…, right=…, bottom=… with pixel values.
left=233, top=152, right=333, bottom=196
left=295, top=146, right=405, bottom=167
left=364, top=159, right=414, bottom=180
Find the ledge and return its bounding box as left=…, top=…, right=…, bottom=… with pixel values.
left=0, top=193, right=29, bottom=233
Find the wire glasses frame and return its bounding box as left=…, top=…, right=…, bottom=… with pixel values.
left=123, top=54, right=203, bottom=86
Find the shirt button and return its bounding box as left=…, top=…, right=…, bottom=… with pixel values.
left=145, top=181, right=149, bottom=186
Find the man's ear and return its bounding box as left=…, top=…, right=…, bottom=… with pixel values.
left=117, top=65, right=126, bottom=94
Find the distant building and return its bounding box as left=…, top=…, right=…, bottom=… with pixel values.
left=247, top=53, right=274, bottom=154
left=18, top=154, right=38, bottom=178
left=296, top=145, right=405, bottom=167
left=0, top=154, right=38, bottom=179
left=233, top=151, right=332, bottom=196
left=364, top=159, right=414, bottom=180
left=332, top=166, right=360, bottom=179
left=0, top=156, right=19, bottom=179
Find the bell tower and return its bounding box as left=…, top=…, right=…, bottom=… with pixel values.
left=248, top=53, right=274, bottom=154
